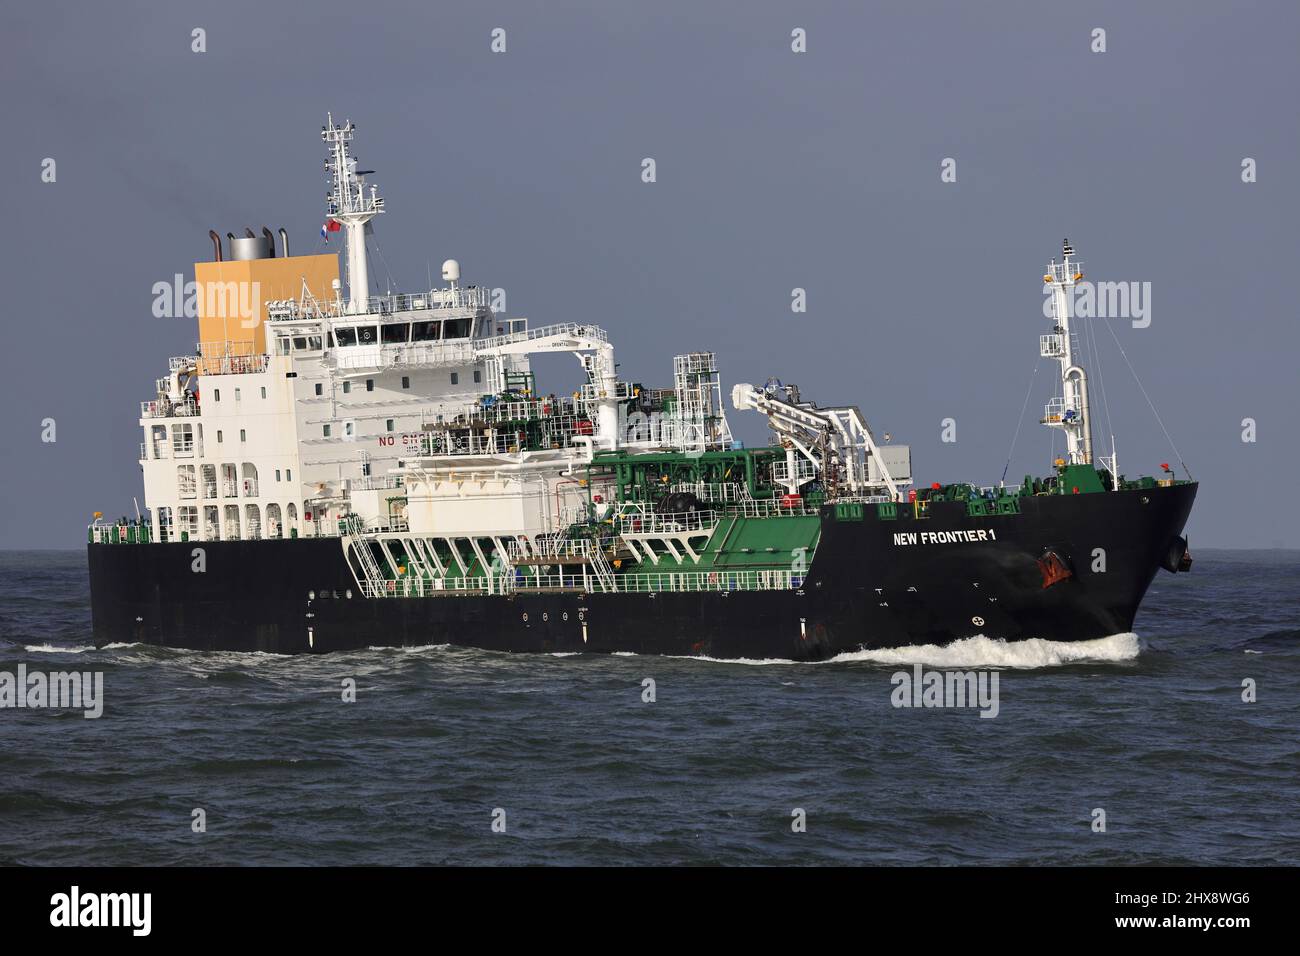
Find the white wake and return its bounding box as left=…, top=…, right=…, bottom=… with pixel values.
left=828, top=632, right=1142, bottom=669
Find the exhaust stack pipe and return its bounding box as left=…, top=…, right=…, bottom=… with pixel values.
left=262, top=226, right=276, bottom=257
left=279, top=228, right=290, bottom=258
left=208, top=230, right=223, bottom=262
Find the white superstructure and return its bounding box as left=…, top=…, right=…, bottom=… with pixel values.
left=134, top=115, right=742, bottom=548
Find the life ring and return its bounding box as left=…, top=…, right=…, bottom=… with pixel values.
left=386, top=580, right=396, bottom=593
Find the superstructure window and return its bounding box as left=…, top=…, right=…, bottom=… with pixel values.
left=260, top=387, right=267, bottom=399
left=411, top=321, right=441, bottom=342
left=217, top=430, right=223, bottom=443
left=342, top=381, right=351, bottom=394
left=401, top=376, right=410, bottom=389
left=445, top=318, right=471, bottom=338
left=235, top=388, right=241, bottom=401
left=386, top=419, right=394, bottom=432
left=213, top=389, right=221, bottom=402
left=293, top=337, right=307, bottom=350
left=382, top=323, right=410, bottom=344
left=366, top=379, right=374, bottom=392
left=314, top=383, right=323, bottom=396
left=473, top=370, right=481, bottom=384
left=450, top=372, right=459, bottom=385
left=323, top=424, right=332, bottom=438
left=335, top=327, right=358, bottom=347
left=357, top=326, right=377, bottom=344
left=240, top=429, right=247, bottom=443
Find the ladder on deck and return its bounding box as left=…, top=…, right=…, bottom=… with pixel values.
left=343, top=518, right=387, bottom=594
left=584, top=541, right=618, bottom=593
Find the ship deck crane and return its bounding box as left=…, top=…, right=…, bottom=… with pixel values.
left=731, top=383, right=906, bottom=500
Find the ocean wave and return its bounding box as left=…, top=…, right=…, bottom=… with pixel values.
left=659, top=632, right=1142, bottom=668
left=828, top=632, right=1142, bottom=669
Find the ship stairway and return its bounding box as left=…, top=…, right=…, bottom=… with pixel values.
left=505, top=537, right=619, bottom=593
left=342, top=519, right=388, bottom=595
left=584, top=541, right=618, bottom=593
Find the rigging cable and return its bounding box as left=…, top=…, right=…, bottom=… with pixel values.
left=1000, top=360, right=1040, bottom=485
left=1084, top=310, right=1117, bottom=469
left=1099, top=313, right=1192, bottom=481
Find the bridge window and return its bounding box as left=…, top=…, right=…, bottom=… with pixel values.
left=411, top=320, right=441, bottom=342
left=445, top=318, right=471, bottom=338
left=335, top=327, right=357, bottom=347
left=357, top=325, right=377, bottom=344
left=382, top=323, right=410, bottom=344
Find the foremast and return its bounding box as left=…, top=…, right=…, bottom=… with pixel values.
left=1040, top=239, right=1094, bottom=466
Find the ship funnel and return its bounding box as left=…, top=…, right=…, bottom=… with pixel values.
left=229, top=233, right=272, bottom=261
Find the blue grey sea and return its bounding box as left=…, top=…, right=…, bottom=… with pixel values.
left=0, top=550, right=1296, bottom=865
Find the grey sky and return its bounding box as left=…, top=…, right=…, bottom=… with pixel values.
left=2, top=0, right=1297, bottom=548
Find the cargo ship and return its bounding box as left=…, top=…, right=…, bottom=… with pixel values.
left=87, top=116, right=1196, bottom=658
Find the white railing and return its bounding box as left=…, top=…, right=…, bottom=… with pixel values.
left=1039, top=333, right=1065, bottom=359
left=1042, top=397, right=1082, bottom=424
left=365, top=287, right=492, bottom=315
left=617, top=569, right=799, bottom=593
left=359, top=576, right=496, bottom=598
left=617, top=509, right=718, bottom=536
left=726, top=498, right=816, bottom=518
left=195, top=351, right=269, bottom=376
left=508, top=538, right=601, bottom=562
left=141, top=396, right=201, bottom=419
left=354, top=475, right=406, bottom=491
left=772, top=458, right=817, bottom=484
left=331, top=340, right=477, bottom=371
left=475, top=322, right=608, bottom=352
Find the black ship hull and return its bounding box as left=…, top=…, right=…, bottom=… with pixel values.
left=87, top=484, right=1196, bottom=659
